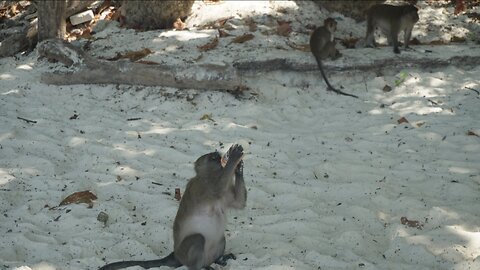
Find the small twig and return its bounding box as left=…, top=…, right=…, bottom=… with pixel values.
left=427, top=99, right=439, bottom=105
left=127, top=117, right=142, bottom=121
left=362, top=73, right=368, bottom=93
left=17, top=116, right=37, bottom=124
left=151, top=181, right=163, bottom=186
left=465, top=86, right=479, bottom=95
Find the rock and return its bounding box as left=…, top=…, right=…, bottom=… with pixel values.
left=70, top=10, right=94, bottom=26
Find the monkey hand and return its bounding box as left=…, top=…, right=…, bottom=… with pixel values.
left=227, top=144, right=244, bottom=166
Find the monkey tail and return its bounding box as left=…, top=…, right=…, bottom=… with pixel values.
left=314, top=55, right=359, bottom=99
left=99, top=252, right=181, bottom=270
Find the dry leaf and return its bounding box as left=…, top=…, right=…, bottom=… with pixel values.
left=218, top=29, right=232, bottom=38
left=200, top=113, right=215, bottom=121
left=136, top=60, right=160, bottom=65
left=416, top=122, right=425, bottom=127
left=231, top=33, right=255, bottom=44
left=203, top=0, right=223, bottom=5
left=428, top=40, right=446, bottom=45
left=467, top=130, right=480, bottom=137
left=108, top=48, right=153, bottom=61
left=200, top=16, right=232, bottom=30
left=175, top=188, right=182, bottom=201
left=451, top=36, right=466, bottom=43
left=397, top=117, right=409, bottom=124
left=400, top=217, right=423, bottom=229
left=198, top=37, right=219, bottom=52
left=59, top=190, right=97, bottom=208
left=173, top=18, right=186, bottom=30
left=277, top=20, right=292, bottom=37
left=286, top=41, right=310, bottom=52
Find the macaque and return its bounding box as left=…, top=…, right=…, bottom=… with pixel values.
left=99, top=144, right=246, bottom=270
left=310, top=18, right=358, bottom=98
left=365, top=4, right=419, bottom=54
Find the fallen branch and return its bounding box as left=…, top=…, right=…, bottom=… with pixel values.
left=39, top=39, right=241, bottom=91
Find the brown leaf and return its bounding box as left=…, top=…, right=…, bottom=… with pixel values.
left=173, top=18, right=186, bottom=30
left=383, top=85, right=392, bottom=92
left=400, top=217, right=423, bottom=229
left=454, top=0, right=466, bottom=15
left=467, top=130, right=480, bottom=137
left=231, top=33, right=255, bottom=44
left=214, top=17, right=231, bottom=28
left=409, top=37, right=421, bottom=45
left=244, top=17, right=257, bottom=32
left=277, top=20, right=292, bottom=37
left=397, top=117, right=409, bottom=124
left=59, top=190, right=97, bottom=208
left=340, top=37, right=359, bottom=49
left=428, top=40, right=446, bottom=45
left=198, top=37, right=219, bottom=52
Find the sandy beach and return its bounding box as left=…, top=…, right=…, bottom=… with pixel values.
left=1, top=1, right=479, bottom=270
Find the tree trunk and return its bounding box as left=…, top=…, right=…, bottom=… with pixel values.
left=37, top=0, right=67, bottom=42
left=121, top=0, right=194, bottom=30
left=313, top=0, right=384, bottom=22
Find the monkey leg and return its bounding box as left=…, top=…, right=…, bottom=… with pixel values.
left=176, top=234, right=206, bottom=270
left=403, top=29, right=413, bottom=50
left=389, top=26, right=401, bottom=54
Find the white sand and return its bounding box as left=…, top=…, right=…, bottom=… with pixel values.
left=1, top=1, right=479, bottom=270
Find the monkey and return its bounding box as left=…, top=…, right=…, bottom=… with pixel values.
left=98, top=144, right=246, bottom=270
left=365, top=4, right=419, bottom=54
left=310, top=18, right=359, bottom=99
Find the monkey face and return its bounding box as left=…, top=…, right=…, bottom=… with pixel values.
left=323, top=17, right=337, bottom=33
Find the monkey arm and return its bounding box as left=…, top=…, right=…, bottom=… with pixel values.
left=221, top=144, right=244, bottom=183
left=231, top=161, right=247, bottom=209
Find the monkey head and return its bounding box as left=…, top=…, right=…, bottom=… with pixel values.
left=194, top=151, right=223, bottom=176
left=404, top=5, right=419, bottom=23
left=194, top=144, right=244, bottom=177
left=323, top=17, right=337, bottom=33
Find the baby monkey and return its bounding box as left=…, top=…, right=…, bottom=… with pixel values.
left=99, top=144, right=246, bottom=270
left=310, top=18, right=358, bottom=98
left=365, top=4, right=419, bottom=54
